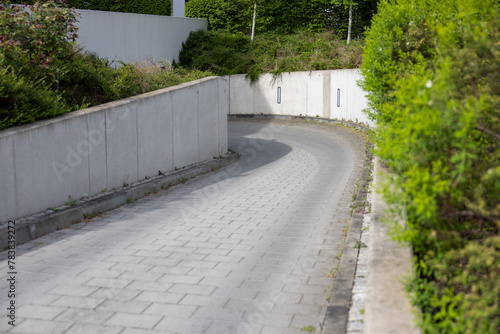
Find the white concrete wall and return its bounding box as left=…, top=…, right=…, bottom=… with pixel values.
left=172, top=0, right=185, bottom=17
left=229, top=69, right=373, bottom=126
left=0, top=77, right=228, bottom=223
left=75, top=9, right=207, bottom=64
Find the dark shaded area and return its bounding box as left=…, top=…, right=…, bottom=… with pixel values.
left=23, top=0, right=172, bottom=16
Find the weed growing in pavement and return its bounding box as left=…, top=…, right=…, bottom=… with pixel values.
left=353, top=241, right=367, bottom=249
left=301, top=325, right=317, bottom=333
left=83, top=211, right=103, bottom=221
left=66, top=196, right=78, bottom=206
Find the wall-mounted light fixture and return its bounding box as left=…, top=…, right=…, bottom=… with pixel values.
left=277, top=87, right=281, bottom=104
left=337, top=88, right=340, bottom=107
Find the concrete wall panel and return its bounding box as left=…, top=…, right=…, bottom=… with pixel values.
left=229, top=69, right=372, bottom=127
left=282, top=72, right=308, bottom=116
left=172, top=84, right=200, bottom=168
left=218, top=78, right=229, bottom=155
left=198, top=81, right=219, bottom=161
left=0, top=136, right=16, bottom=222
left=76, top=10, right=207, bottom=64
left=254, top=75, right=282, bottom=115
left=330, top=70, right=348, bottom=120
left=14, top=118, right=91, bottom=216
left=229, top=75, right=254, bottom=114
left=307, top=71, right=324, bottom=117
left=348, top=70, right=371, bottom=124
left=137, top=94, right=173, bottom=179
left=87, top=110, right=108, bottom=195
left=105, top=103, right=139, bottom=189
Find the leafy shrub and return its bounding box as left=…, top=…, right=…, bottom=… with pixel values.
left=361, top=0, right=499, bottom=332
left=0, top=55, right=71, bottom=129
left=0, top=1, right=213, bottom=130
left=0, top=0, right=78, bottom=69
left=185, top=0, right=253, bottom=34
left=112, top=59, right=213, bottom=97
left=177, top=29, right=363, bottom=79
left=177, top=30, right=253, bottom=75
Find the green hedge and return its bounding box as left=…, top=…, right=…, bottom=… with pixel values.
left=24, top=0, right=172, bottom=16
left=361, top=0, right=499, bottom=332
left=185, top=0, right=377, bottom=36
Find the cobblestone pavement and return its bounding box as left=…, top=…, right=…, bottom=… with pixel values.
left=0, top=119, right=365, bottom=334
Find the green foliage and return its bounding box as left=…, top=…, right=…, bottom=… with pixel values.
left=361, top=0, right=500, bottom=332
left=24, top=0, right=172, bottom=16
left=186, top=0, right=377, bottom=37
left=0, top=0, right=78, bottom=68
left=0, top=56, right=71, bottom=129
left=0, top=1, right=211, bottom=130
left=185, top=0, right=253, bottom=34
left=178, top=30, right=254, bottom=75
left=177, top=29, right=363, bottom=79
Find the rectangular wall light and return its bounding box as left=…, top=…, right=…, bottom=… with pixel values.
left=337, top=88, right=340, bottom=107
left=277, top=87, right=281, bottom=104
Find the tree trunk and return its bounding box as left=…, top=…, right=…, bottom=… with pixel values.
left=251, top=0, right=257, bottom=42
left=347, top=0, right=353, bottom=44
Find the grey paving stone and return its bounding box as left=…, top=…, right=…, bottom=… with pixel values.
left=84, top=278, right=133, bottom=289
left=89, top=287, right=142, bottom=300
left=0, top=120, right=366, bottom=334
left=63, top=323, right=124, bottom=334
left=54, top=308, right=115, bottom=324
left=143, top=303, right=197, bottom=318
left=168, top=283, right=217, bottom=296
left=154, top=316, right=212, bottom=333
left=133, top=291, right=184, bottom=304
left=96, top=299, right=151, bottom=313
left=118, top=271, right=163, bottom=282
left=8, top=319, right=71, bottom=334
left=51, top=295, right=105, bottom=309
left=46, top=284, right=99, bottom=297
left=18, top=304, right=67, bottom=320
left=104, top=312, right=162, bottom=329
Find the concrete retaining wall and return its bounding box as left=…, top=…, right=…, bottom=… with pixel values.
left=228, top=69, right=373, bottom=127
left=0, top=77, right=228, bottom=223
left=76, top=9, right=207, bottom=63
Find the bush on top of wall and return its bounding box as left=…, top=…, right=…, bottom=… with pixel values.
left=0, top=1, right=210, bottom=130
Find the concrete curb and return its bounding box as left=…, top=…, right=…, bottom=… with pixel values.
left=363, top=158, right=420, bottom=334
left=322, top=141, right=374, bottom=334
left=0, top=151, right=239, bottom=250
left=228, top=114, right=372, bottom=133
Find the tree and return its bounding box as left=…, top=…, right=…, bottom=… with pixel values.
left=251, top=0, right=257, bottom=42
left=329, top=0, right=376, bottom=43
left=347, top=0, right=352, bottom=43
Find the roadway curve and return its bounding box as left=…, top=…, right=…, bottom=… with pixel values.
left=0, top=119, right=366, bottom=334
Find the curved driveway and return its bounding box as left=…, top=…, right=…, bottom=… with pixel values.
left=0, top=119, right=365, bottom=334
